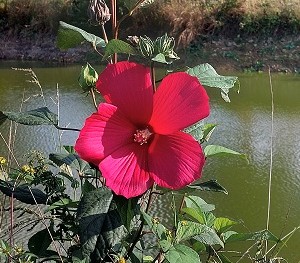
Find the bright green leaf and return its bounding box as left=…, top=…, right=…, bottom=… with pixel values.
left=181, top=207, right=205, bottom=224
left=102, top=39, right=136, bottom=60
left=57, top=21, right=105, bottom=50
left=214, top=217, right=238, bottom=233
left=3, top=107, right=58, bottom=126
left=164, top=244, right=201, bottom=263
left=47, top=198, right=78, bottom=211
left=225, top=229, right=280, bottom=243
left=184, top=122, right=217, bottom=143
left=176, top=221, right=210, bottom=243
left=204, top=145, right=248, bottom=162
left=186, top=63, right=238, bottom=102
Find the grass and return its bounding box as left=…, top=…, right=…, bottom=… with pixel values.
left=132, top=0, right=300, bottom=46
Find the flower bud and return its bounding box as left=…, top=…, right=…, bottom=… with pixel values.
left=154, top=34, right=179, bottom=60
left=137, top=36, right=154, bottom=59
left=88, top=0, right=111, bottom=25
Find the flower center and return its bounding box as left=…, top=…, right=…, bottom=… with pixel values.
left=134, top=128, right=153, bottom=145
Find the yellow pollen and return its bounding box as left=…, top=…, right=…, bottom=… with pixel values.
left=133, top=128, right=152, bottom=145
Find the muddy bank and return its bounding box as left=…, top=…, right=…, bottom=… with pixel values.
left=0, top=32, right=299, bottom=73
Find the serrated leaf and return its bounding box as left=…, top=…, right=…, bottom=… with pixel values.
left=77, top=188, right=127, bottom=262
left=3, top=107, right=58, bottom=126
left=214, top=217, right=238, bottom=233
left=176, top=221, right=209, bottom=243
left=102, top=39, right=136, bottom=60
left=57, top=21, right=105, bottom=50
left=225, top=229, right=280, bottom=243
left=204, top=145, right=248, bottom=162
left=164, top=244, right=201, bottom=263
left=187, top=180, right=228, bottom=194
left=186, top=63, right=238, bottom=102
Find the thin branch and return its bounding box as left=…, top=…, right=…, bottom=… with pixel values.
left=54, top=125, right=81, bottom=132
left=265, top=66, right=274, bottom=253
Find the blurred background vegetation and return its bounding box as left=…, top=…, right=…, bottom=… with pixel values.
left=0, top=0, right=299, bottom=46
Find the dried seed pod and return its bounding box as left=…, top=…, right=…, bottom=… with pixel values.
left=88, top=0, right=111, bottom=25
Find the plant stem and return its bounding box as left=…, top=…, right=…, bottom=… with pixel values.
left=90, top=88, right=98, bottom=110
left=111, top=0, right=117, bottom=63
left=265, top=66, right=274, bottom=254
left=124, top=185, right=156, bottom=260
left=150, top=61, right=156, bottom=92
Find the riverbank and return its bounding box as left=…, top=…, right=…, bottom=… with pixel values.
left=0, top=32, right=299, bottom=73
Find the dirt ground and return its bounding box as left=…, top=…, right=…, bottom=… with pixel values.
left=0, top=32, right=299, bottom=73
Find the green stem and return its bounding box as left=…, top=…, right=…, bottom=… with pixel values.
left=90, top=88, right=98, bottom=110
left=150, top=61, right=156, bottom=92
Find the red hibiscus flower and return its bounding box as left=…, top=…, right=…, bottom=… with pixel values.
left=75, top=61, right=210, bottom=198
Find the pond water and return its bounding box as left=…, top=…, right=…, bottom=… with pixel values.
left=0, top=62, right=299, bottom=261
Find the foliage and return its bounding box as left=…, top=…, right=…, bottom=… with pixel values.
left=0, top=1, right=297, bottom=263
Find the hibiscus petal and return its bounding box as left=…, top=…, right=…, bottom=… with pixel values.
left=149, top=72, right=210, bottom=134
left=96, top=61, right=153, bottom=125
left=148, top=131, right=205, bottom=189
left=100, top=143, right=154, bottom=198
left=75, top=103, right=135, bottom=165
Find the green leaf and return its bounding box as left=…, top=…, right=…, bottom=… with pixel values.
left=225, top=230, right=280, bottom=243
left=181, top=207, right=205, bottom=224
left=77, top=187, right=127, bottom=262
left=176, top=221, right=209, bottom=243
left=2, top=107, right=58, bottom=126
left=114, top=195, right=140, bottom=231
left=103, top=39, right=136, bottom=60
left=47, top=198, right=78, bottom=211
left=78, top=63, right=98, bottom=92
left=152, top=53, right=172, bottom=64
left=141, top=211, right=167, bottom=240
left=28, top=228, right=52, bottom=256
left=164, top=244, right=201, bottom=263
left=204, top=145, right=248, bottom=162
left=214, top=217, right=238, bottom=233
left=184, top=122, right=217, bottom=143
left=185, top=196, right=215, bottom=213
left=187, top=180, right=228, bottom=194
left=175, top=220, right=223, bottom=247
left=57, top=21, right=105, bottom=50
left=49, top=152, right=90, bottom=174
left=186, top=63, right=238, bottom=102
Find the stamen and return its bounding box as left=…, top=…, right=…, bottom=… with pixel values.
left=134, top=128, right=153, bottom=145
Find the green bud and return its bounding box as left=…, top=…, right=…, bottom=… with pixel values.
left=154, top=34, right=179, bottom=60
left=137, top=36, right=154, bottom=59
left=78, top=63, right=99, bottom=92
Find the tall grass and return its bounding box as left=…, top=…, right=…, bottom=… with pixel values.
left=132, top=0, right=300, bottom=46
